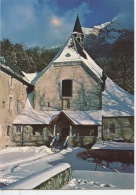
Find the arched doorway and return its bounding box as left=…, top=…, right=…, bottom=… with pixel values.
left=57, top=116, right=71, bottom=142
left=61, top=128, right=69, bottom=142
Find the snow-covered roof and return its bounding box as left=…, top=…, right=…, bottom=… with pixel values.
left=0, top=56, right=31, bottom=85
left=53, top=35, right=103, bottom=81
left=54, top=37, right=82, bottom=63
left=12, top=92, right=59, bottom=125
left=102, top=78, right=134, bottom=117
left=13, top=97, right=59, bottom=125
left=13, top=101, right=102, bottom=125
left=22, top=72, right=40, bottom=83
left=62, top=110, right=102, bottom=125
left=13, top=92, right=102, bottom=125
left=13, top=109, right=59, bottom=125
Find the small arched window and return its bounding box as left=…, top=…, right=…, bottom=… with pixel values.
left=109, top=123, right=115, bottom=133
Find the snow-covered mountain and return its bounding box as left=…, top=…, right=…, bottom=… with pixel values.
left=81, top=20, right=134, bottom=94
left=82, top=20, right=134, bottom=57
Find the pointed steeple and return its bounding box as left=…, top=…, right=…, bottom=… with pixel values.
left=72, top=15, right=84, bottom=46
left=73, top=15, right=83, bottom=34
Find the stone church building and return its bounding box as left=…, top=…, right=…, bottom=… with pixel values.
left=0, top=16, right=134, bottom=149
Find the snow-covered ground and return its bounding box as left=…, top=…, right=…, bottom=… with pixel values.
left=0, top=144, right=134, bottom=190
left=62, top=177, right=118, bottom=190
left=62, top=170, right=134, bottom=190
left=92, top=139, right=134, bottom=150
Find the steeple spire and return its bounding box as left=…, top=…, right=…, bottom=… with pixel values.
left=73, top=15, right=83, bottom=34
left=72, top=15, right=84, bottom=46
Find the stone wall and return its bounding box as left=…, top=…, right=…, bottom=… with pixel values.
left=102, top=117, right=134, bottom=142
left=34, top=62, right=102, bottom=111
left=11, top=125, right=53, bottom=147
left=10, top=123, right=98, bottom=147
left=0, top=69, right=28, bottom=149
left=68, top=136, right=97, bottom=147
left=72, top=125, right=98, bottom=136
left=2, top=163, right=72, bottom=190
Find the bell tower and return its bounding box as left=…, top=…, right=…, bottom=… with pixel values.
left=72, top=15, right=84, bottom=46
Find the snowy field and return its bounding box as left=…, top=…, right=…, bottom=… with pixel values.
left=0, top=143, right=134, bottom=190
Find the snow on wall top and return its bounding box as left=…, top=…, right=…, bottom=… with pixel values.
left=92, top=139, right=134, bottom=150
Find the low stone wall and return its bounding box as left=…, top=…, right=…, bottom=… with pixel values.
left=2, top=163, right=71, bottom=190
left=68, top=136, right=97, bottom=147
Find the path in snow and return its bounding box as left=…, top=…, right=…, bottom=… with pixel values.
left=0, top=146, right=113, bottom=186
left=0, top=152, right=34, bottom=163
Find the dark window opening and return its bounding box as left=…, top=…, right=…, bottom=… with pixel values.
left=65, top=53, right=71, bottom=57
left=7, top=126, right=10, bottom=136
left=77, top=37, right=80, bottom=43
left=33, top=129, right=43, bottom=136
left=9, top=97, right=12, bottom=110
left=48, top=102, right=50, bottom=107
left=16, top=126, right=22, bottom=133
left=62, top=99, right=70, bottom=109
left=109, top=123, right=115, bottom=133
left=33, top=129, right=35, bottom=135
left=62, top=80, right=72, bottom=97
left=2, top=101, right=5, bottom=108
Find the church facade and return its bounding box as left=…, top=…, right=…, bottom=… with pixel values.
left=0, top=16, right=134, bottom=149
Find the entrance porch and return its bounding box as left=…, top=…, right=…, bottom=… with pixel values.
left=50, top=111, right=101, bottom=147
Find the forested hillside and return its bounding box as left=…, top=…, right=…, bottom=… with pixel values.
left=0, top=39, right=60, bottom=73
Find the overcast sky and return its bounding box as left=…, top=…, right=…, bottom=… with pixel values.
left=0, top=0, right=134, bottom=48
